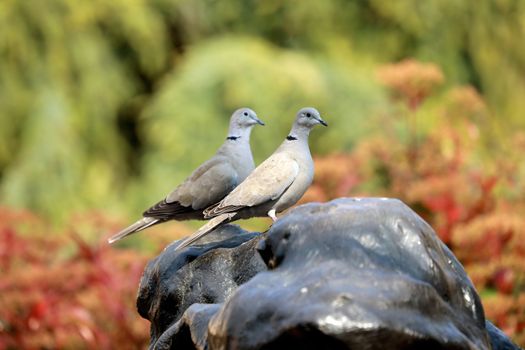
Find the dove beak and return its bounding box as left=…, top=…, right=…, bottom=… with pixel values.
left=318, top=118, right=328, bottom=127
left=253, top=117, right=265, bottom=126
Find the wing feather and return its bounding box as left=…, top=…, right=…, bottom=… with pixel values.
left=145, top=158, right=238, bottom=219
left=205, top=152, right=298, bottom=217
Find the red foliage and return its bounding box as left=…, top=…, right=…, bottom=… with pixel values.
left=0, top=210, right=150, bottom=349
left=305, top=61, right=525, bottom=346
left=307, top=140, right=525, bottom=346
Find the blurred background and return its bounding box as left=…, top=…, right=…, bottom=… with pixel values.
left=1, top=0, right=524, bottom=348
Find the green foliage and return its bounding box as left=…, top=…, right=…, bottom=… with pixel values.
left=0, top=0, right=524, bottom=221
left=135, top=37, right=385, bottom=211
left=0, top=0, right=171, bottom=221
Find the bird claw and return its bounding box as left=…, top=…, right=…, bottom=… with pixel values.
left=268, top=209, right=278, bottom=222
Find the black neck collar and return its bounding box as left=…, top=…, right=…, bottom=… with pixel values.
left=286, top=135, right=297, bottom=141
left=227, top=136, right=240, bottom=141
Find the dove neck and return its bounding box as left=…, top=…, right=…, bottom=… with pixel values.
left=226, top=125, right=253, bottom=142
left=287, top=124, right=311, bottom=141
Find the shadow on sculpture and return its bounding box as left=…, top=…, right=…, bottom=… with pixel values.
left=137, top=198, right=521, bottom=350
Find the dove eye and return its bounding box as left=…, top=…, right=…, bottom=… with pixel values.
left=243, top=112, right=248, bottom=116
left=306, top=113, right=312, bottom=117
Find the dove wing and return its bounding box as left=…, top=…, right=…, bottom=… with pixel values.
left=205, top=152, right=299, bottom=216
left=144, top=157, right=238, bottom=219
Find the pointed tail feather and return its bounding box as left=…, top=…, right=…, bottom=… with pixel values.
left=175, top=213, right=236, bottom=251
left=108, top=217, right=159, bottom=244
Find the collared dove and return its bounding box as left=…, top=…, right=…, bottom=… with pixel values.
left=175, top=107, right=327, bottom=251
left=108, top=108, right=265, bottom=244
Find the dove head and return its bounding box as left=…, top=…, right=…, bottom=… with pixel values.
left=295, top=107, right=327, bottom=128
left=226, top=108, right=264, bottom=141
left=230, top=108, right=265, bottom=129
left=289, top=107, right=327, bottom=139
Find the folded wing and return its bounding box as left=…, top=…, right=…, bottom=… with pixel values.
left=144, top=158, right=238, bottom=220
left=204, top=152, right=299, bottom=217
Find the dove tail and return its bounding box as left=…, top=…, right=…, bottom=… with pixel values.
left=108, top=217, right=159, bottom=244
left=175, top=213, right=236, bottom=251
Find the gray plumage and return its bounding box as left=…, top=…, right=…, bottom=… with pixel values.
left=175, top=107, right=327, bottom=251
left=108, top=108, right=264, bottom=244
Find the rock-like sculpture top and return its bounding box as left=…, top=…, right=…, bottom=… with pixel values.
left=137, top=198, right=521, bottom=350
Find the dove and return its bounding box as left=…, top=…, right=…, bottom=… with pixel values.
left=108, top=108, right=265, bottom=244
left=175, top=107, right=327, bottom=251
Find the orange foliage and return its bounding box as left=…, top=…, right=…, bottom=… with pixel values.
left=483, top=294, right=525, bottom=345
left=445, top=86, right=487, bottom=121
left=307, top=139, right=525, bottom=347
left=305, top=60, right=525, bottom=346
left=377, top=59, right=444, bottom=110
